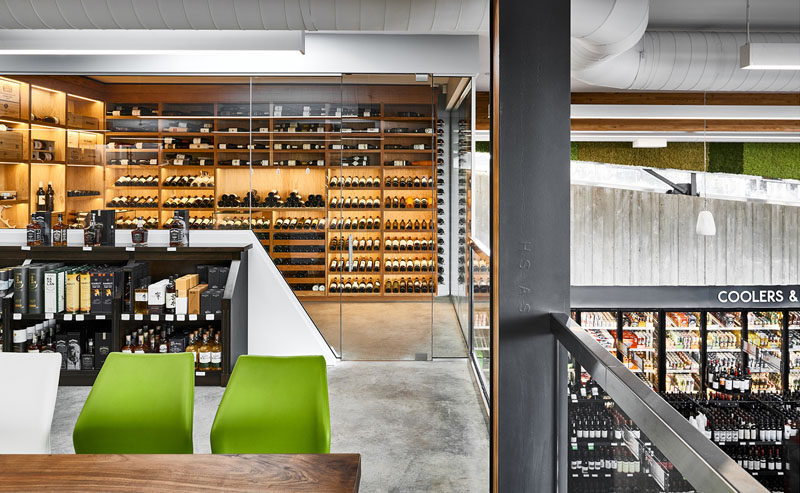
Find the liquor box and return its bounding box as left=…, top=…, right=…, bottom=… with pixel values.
left=65, top=269, right=81, bottom=313
left=95, top=332, right=111, bottom=368
left=121, top=262, right=149, bottom=312
left=90, top=209, right=116, bottom=246
left=200, top=288, right=224, bottom=314
left=67, top=147, right=82, bottom=162
left=55, top=334, right=68, bottom=370
left=66, top=332, right=81, bottom=370
left=27, top=264, right=45, bottom=314
left=0, top=129, right=23, bottom=161
left=44, top=265, right=67, bottom=313
left=175, top=273, right=199, bottom=292
left=148, top=279, right=169, bottom=313
left=81, top=352, right=94, bottom=371
left=188, top=283, right=208, bottom=314
left=207, top=266, right=230, bottom=289
left=175, top=296, right=188, bottom=315
left=13, top=265, right=28, bottom=314
left=79, top=269, right=91, bottom=313
left=101, top=269, right=121, bottom=313
left=67, top=113, right=100, bottom=130
left=89, top=270, right=104, bottom=313
left=0, top=79, right=21, bottom=118
left=197, top=265, right=209, bottom=284
left=169, top=336, right=186, bottom=354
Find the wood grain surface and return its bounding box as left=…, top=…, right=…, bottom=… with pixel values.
left=0, top=454, right=360, bottom=492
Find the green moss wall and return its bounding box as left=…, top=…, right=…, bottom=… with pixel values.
left=574, top=142, right=706, bottom=171
left=572, top=142, right=800, bottom=180
left=742, top=143, right=800, bottom=180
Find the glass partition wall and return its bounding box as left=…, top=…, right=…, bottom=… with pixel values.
left=0, top=75, right=448, bottom=361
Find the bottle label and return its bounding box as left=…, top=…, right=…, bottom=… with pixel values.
left=134, top=349, right=145, bottom=354
left=165, top=292, right=176, bottom=309
left=211, top=351, right=221, bottom=364
left=199, top=352, right=211, bottom=364
left=13, top=328, right=26, bottom=343
left=169, top=228, right=184, bottom=244
left=38, top=195, right=45, bottom=205
left=159, top=344, right=168, bottom=353
left=134, top=292, right=147, bottom=302
left=27, top=228, right=39, bottom=243
left=52, top=229, right=62, bottom=244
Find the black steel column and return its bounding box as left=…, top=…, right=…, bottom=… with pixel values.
left=492, top=0, right=571, bottom=490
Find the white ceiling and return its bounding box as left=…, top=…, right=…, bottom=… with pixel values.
left=648, top=0, right=800, bottom=31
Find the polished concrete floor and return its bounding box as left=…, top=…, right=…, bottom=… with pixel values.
left=304, top=298, right=468, bottom=360
left=52, top=359, right=489, bottom=492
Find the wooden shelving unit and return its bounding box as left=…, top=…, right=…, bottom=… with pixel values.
left=1, top=77, right=105, bottom=228
left=1, top=77, right=438, bottom=299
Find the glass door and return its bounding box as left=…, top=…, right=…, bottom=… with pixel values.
left=250, top=76, right=344, bottom=357
left=789, top=311, right=799, bottom=392
left=664, top=311, right=701, bottom=394
left=339, top=74, right=435, bottom=360
left=747, top=311, right=783, bottom=393
left=706, top=311, right=745, bottom=394
left=621, top=311, right=658, bottom=390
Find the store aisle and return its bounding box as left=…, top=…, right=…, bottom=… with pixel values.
left=50, top=359, right=489, bottom=492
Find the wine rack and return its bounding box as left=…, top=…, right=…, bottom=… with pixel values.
left=1, top=77, right=438, bottom=299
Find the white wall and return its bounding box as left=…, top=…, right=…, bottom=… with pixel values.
left=571, top=185, right=800, bottom=286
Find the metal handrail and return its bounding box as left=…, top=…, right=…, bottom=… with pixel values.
left=550, top=312, right=768, bottom=493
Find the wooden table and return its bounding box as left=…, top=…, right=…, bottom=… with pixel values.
left=0, top=454, right=361, bottom=492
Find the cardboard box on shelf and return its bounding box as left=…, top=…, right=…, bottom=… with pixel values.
left=188, top=283, right=208, bottom=314
left=175, top=273, right=199, bottom=292
left=0, top=79, right=21, bottom=118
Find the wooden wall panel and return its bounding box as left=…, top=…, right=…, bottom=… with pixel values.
left=570, top=185, right=800, bottom=286
left=475, top=91, right=490, bottom=130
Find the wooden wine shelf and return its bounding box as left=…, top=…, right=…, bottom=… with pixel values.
left=0, top=77, right=440, bottom=299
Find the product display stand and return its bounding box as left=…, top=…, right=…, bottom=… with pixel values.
left=0, top=245, right=249, bottom=386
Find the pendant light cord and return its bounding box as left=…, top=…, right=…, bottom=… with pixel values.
left=746, top=0, right=751, bottom=44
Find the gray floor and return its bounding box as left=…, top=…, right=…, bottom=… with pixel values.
left=52, top=359, right=489, bottom=492
left=305, top=298, right=468, bottom=360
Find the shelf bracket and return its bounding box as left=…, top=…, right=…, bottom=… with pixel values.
left=644, top=169, right=699, bottom=196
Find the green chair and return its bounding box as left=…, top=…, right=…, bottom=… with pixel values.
left=73, top=352, right=194, bottom=454
left=210, top=355, right=330, bottom=454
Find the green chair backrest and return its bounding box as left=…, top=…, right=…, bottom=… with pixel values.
left=210, top=355, right=331, bottom=454
left=73, top=352, right=195, bottom=454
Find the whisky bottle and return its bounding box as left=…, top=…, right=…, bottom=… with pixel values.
left=131, top=216, right=148, bottom=246
left=169, top=211, right=187, bottom=247
left=165, top=276, right=176, bottom=315
left=26, top=332, right=40, bottom=353
left=36, top=181, right=46, bottom=212
left=26, top=214, right=42, bottom=246
left=210, top=333, right=222, bottom=371
left=45, top=181, right=55, bottom=212
left=133, top=282, right=148, bottom=315
left=185, top=334, right=199, bottom=370
left=198, top=334, right=211, bottom=371
left=84, top=213, right=97, bottom=247
left=121, top=335, right=133, bottom=353
left=134, top=334, right=147, bottom=354
left=52, top=213, right=66, bottom=246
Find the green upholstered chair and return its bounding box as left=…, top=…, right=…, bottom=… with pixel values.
left=73, top=352, right=194, bottom=454
left=210, top=355, right=330, bottom=454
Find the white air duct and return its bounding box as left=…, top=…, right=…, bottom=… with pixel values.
left=570, top=0, right=649, bottom=72
left=0, top=0, right=488, bottom=32
left=575, top=31, right=800, bottom=92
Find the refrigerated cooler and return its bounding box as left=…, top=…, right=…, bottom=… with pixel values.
left=621, top=311, right=658, bottom=390
left=746, top=311, right=783, bottom=393
left=664, top=312, right=701, bottom=394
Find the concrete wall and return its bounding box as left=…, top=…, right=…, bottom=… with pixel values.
left=571, top=185, right=800, bottom=286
